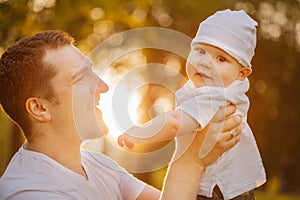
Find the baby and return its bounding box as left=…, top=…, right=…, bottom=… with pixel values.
left=118, top=9, right=266, bottom=199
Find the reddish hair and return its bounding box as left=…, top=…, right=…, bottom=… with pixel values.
left=0, top=30, right=74, bottom=137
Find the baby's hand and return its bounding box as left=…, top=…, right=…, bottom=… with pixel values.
left=117, top=134, right=135, bottom=149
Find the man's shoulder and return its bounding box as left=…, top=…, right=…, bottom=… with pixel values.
left=0, top=147, right=77, bottom=199
left=0, top=165, right=45, bottom=200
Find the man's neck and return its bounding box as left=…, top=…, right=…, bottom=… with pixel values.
left=24, top=133, right=88, bottom=179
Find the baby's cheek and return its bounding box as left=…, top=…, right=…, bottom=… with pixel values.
left=191, top=76, right=207, bottom=88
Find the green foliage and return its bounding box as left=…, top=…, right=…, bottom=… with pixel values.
left=0, top=109, right=12, bottom=175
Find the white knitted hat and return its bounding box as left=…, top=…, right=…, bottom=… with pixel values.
left=192, top=9, right=258, bottom=67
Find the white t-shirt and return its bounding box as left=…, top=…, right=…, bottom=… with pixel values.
left=176, top=79, right=266, bottom=199
left=0, top=146, right=146, bottom=200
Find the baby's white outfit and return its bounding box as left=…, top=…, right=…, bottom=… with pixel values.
left=175, top=79, right=266, bottom=199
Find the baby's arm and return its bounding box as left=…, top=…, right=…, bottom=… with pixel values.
left=117, top=109, right=198, bottom=148
left=117, top=82, right=226, bottom=148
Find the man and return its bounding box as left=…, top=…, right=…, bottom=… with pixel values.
left=0, top=30, right=241, bottom=199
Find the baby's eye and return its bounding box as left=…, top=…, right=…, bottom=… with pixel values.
left=217, top=56, right=227, bottom=62
left=198, top=47, right=206, bottom=55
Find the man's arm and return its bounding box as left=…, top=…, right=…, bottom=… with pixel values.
left=136, top=186, right=161, bottom=200
left=160, top=104, right=241, bottom=200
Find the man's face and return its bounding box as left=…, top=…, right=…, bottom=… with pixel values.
left=186, top=43, right=243, bottom=87
left=45, top=45, right=109, bottom=141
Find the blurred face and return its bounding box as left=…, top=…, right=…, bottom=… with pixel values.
left=186, top=43, right=251, bottom=87
left=45, top=45, right=109, bottom=141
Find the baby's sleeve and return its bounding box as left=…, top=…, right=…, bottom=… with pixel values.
left=177, top=86, right=227, bottom=129
left=175, top=80, right=195, bottom=106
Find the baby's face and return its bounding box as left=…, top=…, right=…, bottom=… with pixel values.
left=186, top=43, right=251, bottom=87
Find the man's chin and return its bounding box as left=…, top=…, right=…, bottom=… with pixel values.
left=95, top=108, right=109, bottom=135
left=75, top=111, right=108, bottom=141
left=80, top=129, right=105, bottom=141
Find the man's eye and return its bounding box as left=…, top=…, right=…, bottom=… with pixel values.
left=74, top=76, right=84, bottom=84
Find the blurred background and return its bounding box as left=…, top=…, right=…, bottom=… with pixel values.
left=0, top=0, right=300, bottom=199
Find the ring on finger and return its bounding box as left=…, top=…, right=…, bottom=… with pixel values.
left=229, top=130, right=234, bottom=139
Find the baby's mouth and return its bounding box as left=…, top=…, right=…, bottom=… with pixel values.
left=195, top=71, right=212, bottom=79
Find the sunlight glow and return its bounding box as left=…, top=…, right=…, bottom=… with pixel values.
left=97, top=75, right=144, bottom=140
left=151, top=6, right=173, bottom=27
left=28, top=0, right=56, bottom=13
left=93, top=20, right=114, bottom=34
left=132, top=9, right=147, bottom=24
left=96, top=51, right=148, bottom=140
left=97, top=68, right=123, bottom=140
left=257, top=0, right=300, bottom=51
left=234, top=2, right=255, bottom=15
left=90, top=7, right=105, bottom=21
left=254, top=79, right=266, bottom=94
left=258, top=2, right=284, bottom=41
left=296, top=23, right=300, bottom=46
left=128, top=88, right=143, bottom=124
left=165, top=57, right=181, bottom=76
left=153, top=97, right=173, bottom=113
left=268, top=106, right=279, bottom=120
left=0, top=47, right=4, bottom=56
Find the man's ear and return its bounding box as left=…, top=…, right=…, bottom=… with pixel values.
left=25, top=97, right=51, bottom=122
left=237, top=67, right=252, bottom=80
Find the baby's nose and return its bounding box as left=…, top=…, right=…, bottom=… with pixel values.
left=199, top=54, right=212, bottom=69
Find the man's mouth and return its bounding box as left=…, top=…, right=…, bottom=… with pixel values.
left=95, top=95, right=100, bottom=106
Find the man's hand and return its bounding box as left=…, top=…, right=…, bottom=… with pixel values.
left=197, top=104, right=241, bottom=168
left=161, top=105, right=241, bottom=200
left=172, top=104, right=242, bottom=169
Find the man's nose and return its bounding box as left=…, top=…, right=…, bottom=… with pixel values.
left=96, top=78, right=109, bottom=94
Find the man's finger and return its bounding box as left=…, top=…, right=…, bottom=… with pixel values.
left=221, top=130, right=241, bottom=150
left=220, top=125, right=242, bottom=142
left=221, top=114, right=242, bottom=133
left=217, top=122, right=242, bottom=151
left=211, top=104, right=236, bottom=123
